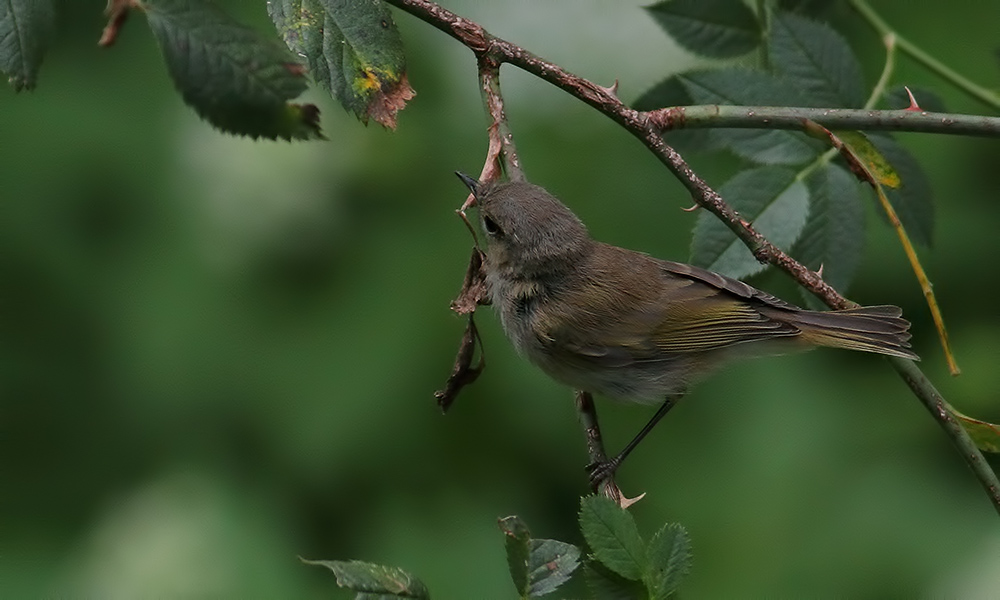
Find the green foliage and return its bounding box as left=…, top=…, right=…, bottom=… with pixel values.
left=579, top=496, right=693, bottom=599
left=646, top=523, right=692, bottom=599
left=579, top=496, right=648, bottom=581
left=678, top=69, right=822, bottom=164
left=499, top=515, right=581, bottom=598
left=768, top=12, right=865, bottom=108
left=638, top=4, right=940, bottom=295
left=0, top=0, right=55, bottom=90
left=301, top=559, right=430, bottom=598
left=142, top=0, right=322, bottom=140
left=644, top=0, right=761, bottom=59
left=794, top=164, right=866, bottom=303
left=691, top=167, right=810, bottom=279
left=268, top=0, right=414, bottom=128
left=308, top=499, right=690, bottom=599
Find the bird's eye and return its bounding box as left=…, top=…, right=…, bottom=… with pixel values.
left=482, top=215, right=503, bottom=237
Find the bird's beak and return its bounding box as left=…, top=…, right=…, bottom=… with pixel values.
left=455, top=171, right=481, bottom=196
left=455, top=171, right=481, bottom=211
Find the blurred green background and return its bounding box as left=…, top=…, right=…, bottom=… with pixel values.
left=2, top=1, right=999, bottom=597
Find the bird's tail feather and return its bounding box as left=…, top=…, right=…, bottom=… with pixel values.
left=786, top=305, right=919, bottom=360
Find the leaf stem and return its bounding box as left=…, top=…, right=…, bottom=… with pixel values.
left=847, top=0, right=1000, bottom=111
left=864, top=31, right=896, bottom=111
left=477, top=57, right=525, bottom=182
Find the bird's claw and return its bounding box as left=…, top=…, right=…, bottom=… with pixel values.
left=585, top=457, right=621, bottom=492
left=585, top=459, right=644, bottom=508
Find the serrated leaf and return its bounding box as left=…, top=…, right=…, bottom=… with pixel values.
left=583, top=558, right=645, bottom=600
left=301, top=558, right=429, bottom=598
left=269, top=0, right=414, bottom=129
left=679, top=69, right=823, bottom=165
left=579, top=495, right=646, bottom=581
left=0, top=0, right=55, bottom=91
left=645, top=0, right=761, bottom=59
left=769, top=12, right=865, bottom=108
left=142, top=0, right=321, bottom=140
left=633, top=76, right=719, bottom=155
left=526, top=538, right=580, bottom=597
left=794, top=164, right=865, bottom=302
left=866, top=135, right=934, bottom=247
left=646, top=523, right=692, bottom=600
left=691, top=167, right=811, bottom=279
left=499, top=516, right=531, bottom=597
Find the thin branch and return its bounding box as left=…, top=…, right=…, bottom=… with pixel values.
left=889, top=358, right=1000, bottom=509
left=574, top=391, right=623, bottom=504
left=477, top=56, right=525, bottom=182
left=646, top=105, right=1000, bottom=138
left=387, top=0, right=1000, bottom=516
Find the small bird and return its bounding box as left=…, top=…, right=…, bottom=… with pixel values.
left=457, top=173, right=918, bottom=488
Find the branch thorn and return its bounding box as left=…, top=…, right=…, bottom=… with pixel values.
left=903, top=86, right=922, bottom=112
left=598, top=79, right=619, bottom=99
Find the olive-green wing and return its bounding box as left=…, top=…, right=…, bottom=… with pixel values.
left=535, top=256, right=801, bottom=364
left=646, top=261, right=800, bottom=353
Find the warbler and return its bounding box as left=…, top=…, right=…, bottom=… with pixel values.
left=457, top=173, right=917, bottom=486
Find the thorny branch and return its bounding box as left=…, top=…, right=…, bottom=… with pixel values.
left=396, top=0, right=1000, bottom=514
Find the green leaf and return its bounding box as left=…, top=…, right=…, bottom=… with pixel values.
left=633, top=75, right=720, bottom=155
left=583, top=558, right=645, bottom=600
left=645, top=523, right=692, bottom=600
left=499, top=516, right=531, bottom=597
left=794, top=164, right=866, bottom=302
left=645, top=0, right=761, bottom=59
left=526, top=538, right=581, bottom=597
left=269, top=0, right=415, bottom=129
left=951, top=408, right=1000, bottom=453
left=867, top=135, right=935, bottom=247
left=691, top=167, right=811, bottom=279
left=769, top=12, right=865, bottom=108
left=499, top=516, right=580, bottom=598
left=142, top=0, right=321, bottom=140
left=679, top=69, right=823, bottom=165
left=579, top=495, right=646, bottom=581
left=301, top=558, right=430, bottom=598
left=833, top=130, right=900, bottom=188
left=0, top=0, right=55, bottom=91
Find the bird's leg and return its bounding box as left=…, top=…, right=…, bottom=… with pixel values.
left=586, top=394, right=682, bottom=489
left=575, top=390, right=623, bottom=501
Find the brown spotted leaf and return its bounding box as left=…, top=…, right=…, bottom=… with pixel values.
left=451, top=247, right=489, bottom=315
left=268, top=0, right=414, bottom=129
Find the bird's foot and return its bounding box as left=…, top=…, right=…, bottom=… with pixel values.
left=585, top=456, right=622, bottom=492
left=586, top=459, right=644, bottom=508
